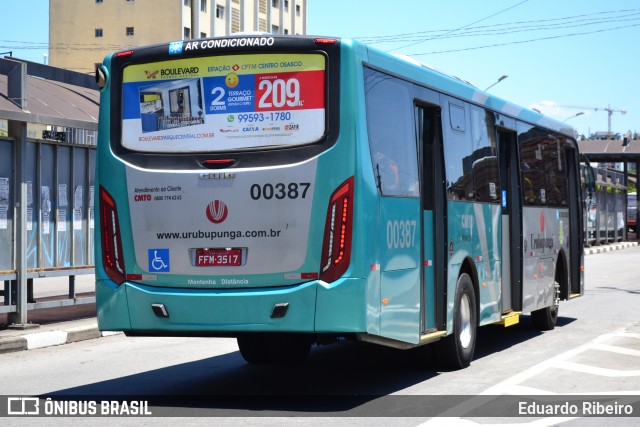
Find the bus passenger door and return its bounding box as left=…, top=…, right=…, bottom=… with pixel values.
left=565, top=146, right=584, bottom=297
left=498, top=128, right=522, bottom=312
left=417, top=103, right=447, bottom=333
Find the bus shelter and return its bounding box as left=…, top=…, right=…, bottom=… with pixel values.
left=579, top=138, right=640, bottom=243
left=0, top=57, right=98, bottom=327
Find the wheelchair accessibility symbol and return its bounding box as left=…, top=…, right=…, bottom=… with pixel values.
left=148, top=249, right=170, bottom=272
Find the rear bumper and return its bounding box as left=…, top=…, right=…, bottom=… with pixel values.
left=96, top=277, right=367, bottom=335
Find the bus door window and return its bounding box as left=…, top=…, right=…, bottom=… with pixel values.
left=470, top=106, right=500, bottom=203
left=442, top=100, right=474, bottom=201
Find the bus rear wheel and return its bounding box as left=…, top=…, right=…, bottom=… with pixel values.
left=434, top=273, right=477, bottom=370
left=237, top=333, right=313, bottom=364
left=531, top=281, right=560, bottom=331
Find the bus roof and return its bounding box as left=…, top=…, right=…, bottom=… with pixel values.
left=354, top=39, right=577, bottom=139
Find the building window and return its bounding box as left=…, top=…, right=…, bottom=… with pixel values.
left=296, top=4, right=301, bottom=15
left=95, top=28, right=103, bottom=37
left=200, top=32, right=207, bottom=38
left=201, top=0, right=207, bottom=12
left=184, top=27, right=191, bottom=38
left=271, top=24, right=279, bottom=34
left=96, top=0, right=103, bottom=3
left=284, top=28, right=289, bottom=34
left=284, top=0, right=289, bottom=12
left=184, top=0, right=190, bottom=6
left=126, top=27, right=134, bottom=36
left=216, top=5, right=224, bottom=18
left=232, top=8, right=240, bottom=32
left=272, top=0, right=279, bottom=8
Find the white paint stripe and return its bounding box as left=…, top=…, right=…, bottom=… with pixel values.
left=555, top=361, right=640, bottom=377
left=591, top=343, right=640, bottom=357
left=419, top=416, right=579, bottom=426
left=25, top=331, right=68, bottom=349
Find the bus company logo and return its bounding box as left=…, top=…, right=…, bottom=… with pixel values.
left=134, top=194, right=152, bottom=202
left=206, top=200, right=229, bottom=224
left=144, top=70, right=159, bottom=80
left=168, top=41, right=183, bottom=55
left=284, top=123, right=300, bottom=131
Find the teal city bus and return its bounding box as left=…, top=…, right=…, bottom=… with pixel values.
left=95, top=35, right=587, bottom=369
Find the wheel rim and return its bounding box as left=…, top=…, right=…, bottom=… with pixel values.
left=459, top=293, right=472, bottom=349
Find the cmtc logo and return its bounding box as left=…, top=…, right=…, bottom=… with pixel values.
left=206, top=200, right=228, bottom=224
left=134, top=194, right=152, bottom=202
left=168, top=41, right=183, bottom=55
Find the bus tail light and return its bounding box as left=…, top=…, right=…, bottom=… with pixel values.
left=99, top=186, right=126, bottom=285
left=320, top=177, right=354, bottom=283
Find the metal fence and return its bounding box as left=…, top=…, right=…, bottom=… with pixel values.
left=583, top=167, right=628, bottom=246
left=1, top=136, right=96, bottom=322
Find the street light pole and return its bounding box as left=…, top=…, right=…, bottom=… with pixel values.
left=564, top=112, right=584, bottom=122
left=484, top=74, right=508, bottom=91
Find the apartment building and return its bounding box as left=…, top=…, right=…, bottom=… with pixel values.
left=49, top=0, right=308, bottom=73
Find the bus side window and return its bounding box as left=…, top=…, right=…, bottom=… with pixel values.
left=364, top=68, right=419, bottom=197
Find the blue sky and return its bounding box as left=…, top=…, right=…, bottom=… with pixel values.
left=2, top=0, right=638, bottom=138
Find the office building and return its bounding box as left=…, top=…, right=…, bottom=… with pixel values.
left=49, top=0, right=308, bottom=73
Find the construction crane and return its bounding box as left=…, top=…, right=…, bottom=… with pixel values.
left=554, top=104, right=627, bottom=138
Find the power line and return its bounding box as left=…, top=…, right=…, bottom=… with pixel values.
left=361, top=13, right=640, bottom=44
left=407, top=22, right=640, bottom=56
left=386, top=0, right=531, bottom=52
left=357, top=8, right=640, bottom=43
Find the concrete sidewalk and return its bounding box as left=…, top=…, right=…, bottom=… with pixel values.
left=1, top=241, right=638, bottom=355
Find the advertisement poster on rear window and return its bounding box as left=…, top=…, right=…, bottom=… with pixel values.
left=121, top=53, right=326, bottom=152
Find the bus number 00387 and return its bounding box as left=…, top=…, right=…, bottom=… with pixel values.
left=250, top=182, right=311, bottom=200
left=386, top=219, right=417, bottom=249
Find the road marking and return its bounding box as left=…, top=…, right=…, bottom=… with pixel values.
left=418, top=326, right=640, bottom=425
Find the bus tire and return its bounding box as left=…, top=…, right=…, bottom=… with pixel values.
left=531, top=281, right=559, bottom=331
left=237, top=333, right=269, bottom=364
left=434, top=273, right=477, bottom=370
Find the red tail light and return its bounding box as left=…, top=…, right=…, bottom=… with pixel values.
left=99, top=186, right=126, bottom=285
left=320, top=177, right=354, bottom=282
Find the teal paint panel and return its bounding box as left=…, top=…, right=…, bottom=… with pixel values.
left=423, top=210, right=436, bottom=331
left=447, top=201, right=503, bottom=326
left=380, top=268, right=421, bottom=344
left=124, top=281, right=318, bottom=332
left=378, top=197, right=422, bottom=343
left=315, top=277, right=367, bottom=332
left=96, top=278, right=132, bottom=331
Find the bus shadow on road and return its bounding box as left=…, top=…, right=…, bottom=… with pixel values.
left=37, top=316, right=577, bottom=415
left=473, top=314, right=577, bottom=360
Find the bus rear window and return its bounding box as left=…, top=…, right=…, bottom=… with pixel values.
left=120, top=53, right=326, bottom=153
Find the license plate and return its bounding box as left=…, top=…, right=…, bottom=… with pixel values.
left=195, top=248, right=242, bottom=267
